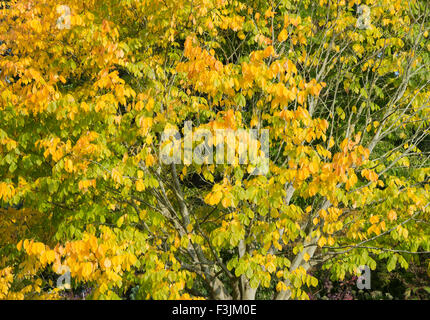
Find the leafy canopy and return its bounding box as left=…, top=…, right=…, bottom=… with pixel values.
left=0, top=0, right=429, bottom=300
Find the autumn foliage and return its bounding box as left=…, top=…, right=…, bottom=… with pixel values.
left=0, top=0, right=429, bottom=299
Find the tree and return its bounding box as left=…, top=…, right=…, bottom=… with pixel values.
left=0, top=0, right=429, bottom=300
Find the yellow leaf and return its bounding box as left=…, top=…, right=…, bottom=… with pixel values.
left=32, top=242, right=45, bottom=255
left=318, top=237, right=326, bottom=247
left=303, top=252, right=310, bottom=262
left=139, top=210, right=147, bottom=220
left=250, top=116, right=259, bottom=128
left=17, top=240, right=23, bottom=251
left=205, top=190, right=222, bottom=205
left=81, top=263, right=92, bottom=278
left=221, top=197, right=232, bottom=208
left=117, top=216, right=124, bottom=228
left=23, top=239, right=29, bottom=250
left=370, top=171, right=378, bottom=181
left=103, top=258, right=112, bottom=269
left=146, top=98, right=154, bottom=111
left=369, top=215, right=379, bottom=224
left=46, top=250, right=56, bottom=263
left=328, top=137, right=335, bottom=149
left=89, top=235, right=98, bottom=252
left=387, top=210, right=397, bottom=221
left=65, top=159, right=73, bottom=173
left=278, top=29, right=288, bottom=42
left=263, top=46, right=275, bottom=58
left=136, top=179, right=145, bottom=191
left=276, top=281, right=287, bottom=292
left=111, top=168, right=123, bottom=184
left=309, top=161, right=319, bottom=174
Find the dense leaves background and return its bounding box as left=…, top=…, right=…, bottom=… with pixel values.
left=0, top=0, right=429, bottom=299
